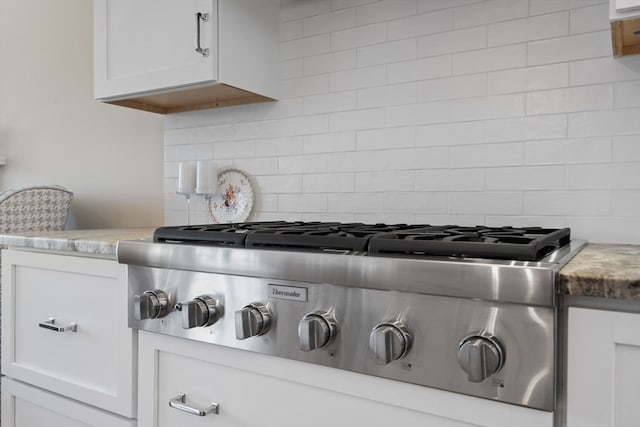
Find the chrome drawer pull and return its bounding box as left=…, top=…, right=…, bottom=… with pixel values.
left=38, top=317, right=77, bottom=333
left=169, top=393, right=219, bottom=416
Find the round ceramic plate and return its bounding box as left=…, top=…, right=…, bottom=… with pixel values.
left=208, top=169, right=254, bottom=223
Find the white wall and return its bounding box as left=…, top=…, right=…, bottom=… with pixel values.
left=0, top=0, right=164, bottom=229
left=164, top=0, right=640, bottom=244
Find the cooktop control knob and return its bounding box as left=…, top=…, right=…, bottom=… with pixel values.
left=369, top=321, right=412, bottom=365
left=134, top=289, right=170, bottom=320
left=457, top=334, right=504, bottom=383
left=181, top=295, right=222, bottom=329
left=298, top=310, right=337, bottom=352
left=235, top=302, right=272, bottom=340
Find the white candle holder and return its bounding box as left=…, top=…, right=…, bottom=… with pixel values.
left=177, top=160, right=219, bottom=225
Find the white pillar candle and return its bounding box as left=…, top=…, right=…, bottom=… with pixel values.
left=195, top=160, right=219, bottom=195
left=176, top=161, right=196, bottom=194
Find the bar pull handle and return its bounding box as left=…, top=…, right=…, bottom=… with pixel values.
left=195, top=12, right=209, bottom=57
left=39, top=317, right=77, bottom=333
left=169, top=393, right=219, bottom=416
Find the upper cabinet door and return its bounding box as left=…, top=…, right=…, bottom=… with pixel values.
left=94, top=0, right=217, bottom=100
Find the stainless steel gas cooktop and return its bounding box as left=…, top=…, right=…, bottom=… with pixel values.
left=118, top=221, right=585, bottom=412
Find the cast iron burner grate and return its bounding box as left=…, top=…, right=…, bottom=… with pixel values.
left=153, top=222, right=571, bottom=261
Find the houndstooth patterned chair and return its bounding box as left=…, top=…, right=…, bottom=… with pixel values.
left=0, top=185, right=73, bottom=233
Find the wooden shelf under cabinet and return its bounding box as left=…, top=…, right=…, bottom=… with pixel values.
left=611, top=17, right=640, bottom=57
left=107, top=83, right=275, bottom=115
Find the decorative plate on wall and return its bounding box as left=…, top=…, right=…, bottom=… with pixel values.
left=207, top=169, right=254, bottom=223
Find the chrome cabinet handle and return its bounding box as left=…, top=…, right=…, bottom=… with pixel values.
left=39, top=317, right=77, bottom=333
left=169, top=393, right=219, bottom=416
left=195, top=12, right=209, bottom=57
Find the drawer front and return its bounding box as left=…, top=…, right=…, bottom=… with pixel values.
left=1, top=249, right=136, bottom=417
left=139, top=332, right=552, bottom=427
left=1, top=378, right=136, bottom=427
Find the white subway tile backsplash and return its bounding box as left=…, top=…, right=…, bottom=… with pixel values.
left=331, top=23, right=387, bottom=51
left=386, top=101, right=450, bottom=127
left=304, top=50, right=357, bottom=76
left=355, top=171, right=415, bottom=191
left=329, top=107, right=386, bottom=131
left=385, top=147, right=449, bottom=170
left=524, top=191, right=610, bottom=216
left=450, top=94, right=525, bottom=122
left=281, top=34, right=331, bottom=60
left=164, top=0, right=640, bottom=244
left=450, top=191, right=523, bottom=215
left=528, top=31, right=611, bottom=66
left=486, top=166, right=565, bottom=190
left=357, top=82, right=417, bottom=108
left=280, top=19, right=304, bottom=42
left=331, top=0, right=378, bottom=11
left=417, top=73, right=487, bottom=102
left=452, top=44, right=527, bottom=75
left=213, top=141, right=254, bottom=159
left=281, top=0, right=330, bottom=22
left=530, top=0, right=606, bottom=16
left=387, top=56, right=452, bottom=84
left=488, top=63, right=569, bottom=95
left=383, top=192, right=448, bottom=213
left=486, top=115, right=567, bottom=142
left=570, top=3, right=609, bottom=34
left=279, top=154, right=328, bottom=174
left=415, top=121, right=485, bottom=147
left=281, top=74, right=330, bottom=98
left=255, top=136, right=304, bottom=157
left=303, top=173, right=355, bottom=192
left=488, top=12, right=569, bottom=47
left=357, top=39, right=417, bottom=67
left=415, top=168, right=485, bottom=191
left=304, top=132, right=356, bottom=153
left=235, top=121, right=279, bottom=140
left=569, top=108, right=640, bottom=137
left=613, top=136, right=640, bottom=162
left=567, top=164, right=640, bottom=190
left=357, top=127, right=416, bottom=150
left=524, top=137, right=612, bottom=165
left=568, top=216, right=640, bottom=244
left=614, top=80, right=640, bottom=108
left=279, top=115, right=329, bottom=136
left=570, top=57, right=640, bottom=86
left=328, top=193, right=383, bottom=212
left=418, top=26, right=487, bottom=58
left=281, top=59, right=305, bottom=80
left=454, top=0, right=528, bottom=29
left=330, top=65, right=386, bottom=91
left=255, top=175, right=303, bottom=193
left=233, top=158, right=279, bottom=175
left=304, top=91, right=357, bottom=115
left=328, top=150, right=384, bottom=171
left=526, top=84, right=613, bottom=114
left=304, top=8, right=355, bottom=37
left=450, top=142, right=523, bottom=168
left=355, top=0, right=416, bottom=26
left=279, top=194, right=328, bottom=211
left=611, top=191, right=640, bottom=216
left=388, top=9, right=452, bottom=41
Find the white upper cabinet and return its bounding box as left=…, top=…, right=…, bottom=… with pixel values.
left=609, top=0, right=640, bottom=56
left=93, top=0, right=278, bottom=114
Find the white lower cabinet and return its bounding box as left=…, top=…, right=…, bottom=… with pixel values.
left=1, top=249, right=137, bottom=425
left=1, top=378, right=135, bottom=427
left=138, top=331, right=552, bottom=427
left=567, top=307, right=640, bottom=427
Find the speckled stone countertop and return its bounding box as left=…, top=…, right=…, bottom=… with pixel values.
left=0, top=228, right=155, bottom=258
left=559, top=244, right=640, bottom=302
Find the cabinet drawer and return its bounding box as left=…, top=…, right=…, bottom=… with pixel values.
left=1, top=378, right=136, bottom=427
left=1, top=250, right=136, bottom=418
